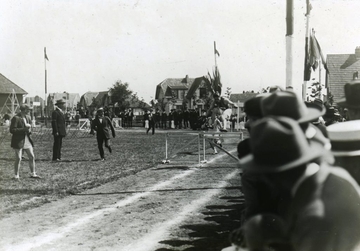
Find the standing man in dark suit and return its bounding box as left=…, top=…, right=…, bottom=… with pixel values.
left=127, top=108, right=134, bottom=127
left=10, top=104, right=41, bottom=179
left=91, top=108, right=115, bottom=160
left=51, top=99, right=66, bottom=161
left=146, top=109, right=156, bottom=135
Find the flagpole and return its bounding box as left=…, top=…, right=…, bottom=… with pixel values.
left=44, top=47, right=48, bottom=125
left=285, top=0, right=294, bottom=89
left=214, top=41, right=218, bottom=69
left=319, top=55, right=322, bottom=100
left=303, top=0, right=311, bottom=101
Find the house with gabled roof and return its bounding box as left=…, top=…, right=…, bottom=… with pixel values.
left=0, top=73, right=27, bottom=116
left=155, top=75, right=208, bottom=113
left=326, top=46, right=360, bottom=104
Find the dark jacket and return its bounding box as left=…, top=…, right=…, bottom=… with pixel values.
left=10, top=113, right=34, bottom=149
left=52, top=108, right=66, bottom=136
left=287, top=164, right=360, bottom=250
left=91, top=116, right=115, bottom=139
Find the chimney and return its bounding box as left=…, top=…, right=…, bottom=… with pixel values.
left=185, top=75, right=189, bottom=83
left=356, top=46, right=360, bottom=59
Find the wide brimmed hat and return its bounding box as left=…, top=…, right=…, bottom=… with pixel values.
left=327, top=120, right=360, bottom=157
left=97, top=107, right=104, bottom=113
left=55, top=99, right=66, bottom=105
left=261, top=91, right=326, bottom=124
left=239, top=116, right=325, bottom=173
left=337, top=79, right=360, bottom=109
left=244, top=94, right=269, bottom=118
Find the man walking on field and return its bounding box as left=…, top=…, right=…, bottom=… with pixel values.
left=91, top=108, right=115, bottom=161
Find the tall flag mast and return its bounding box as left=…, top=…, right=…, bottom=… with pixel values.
left=214, top=41, right=220, bottom=70
left=44, top=47, right=49, bottom=123
left=286, top=0, right=294, bottom=89
left=303, top=0, right=312, bottom=100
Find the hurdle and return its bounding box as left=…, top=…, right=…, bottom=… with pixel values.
left=161, top=132, right=199, bottom=164
left=161, top=131, right=243, bottom=165
left=199, top=131, right=243, bottom=164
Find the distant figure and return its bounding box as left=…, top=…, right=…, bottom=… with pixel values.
left=91, top=108, right=115, bottom=161
left=146, top=109, right=156, bottom=135
left=127, top=108, right=134, bottom=127
left=10, top=104, right=40, bottom=179
left=74, top=111, right=80, bottom=126
left=51, top=99, right=66, bottom=161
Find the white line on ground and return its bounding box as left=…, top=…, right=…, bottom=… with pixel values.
left=125, top=169, right=240, bottom=251
left=3, top=169, right=196, bottom=251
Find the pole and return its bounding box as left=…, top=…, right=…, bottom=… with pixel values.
left=319, top=58, right=322, bottom=100
left=214, top=41, right=217, bottom=69
left=44, top=47, right=48, bottom=125
left=302, top=0, right=311, bottom=100
left=285, top=0, right=294, bottom=89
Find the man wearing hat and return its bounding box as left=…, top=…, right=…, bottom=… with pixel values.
left=51, top=99, right=66, bottom=161
left=239, top=116, right=360, bottom=251
left=237, top=94, right=278, bottom=227
left=10, top=104, right=41, bottom=179
left=337, top=78, right=360, bottom=120
left=261, top=90, right=332, bottom=156
left=328, top=120, right=360, bottom=185
left=91, top=108, right=115, bottom=160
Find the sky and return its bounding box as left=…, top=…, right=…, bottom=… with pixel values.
left=1, top=0, right=360, bottom=103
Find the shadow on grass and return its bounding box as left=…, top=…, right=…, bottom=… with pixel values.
left=153, top=166, right=191, bottom=171
left=0, top=189, right=49, bottom=195
left=0, top=158, right=102, bottom=162
left=155, top=195, right=245, bottom=251
left=71, top=186, right=242, bottom=196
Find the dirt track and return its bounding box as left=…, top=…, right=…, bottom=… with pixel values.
left=0, top=149, right=244, bottom=251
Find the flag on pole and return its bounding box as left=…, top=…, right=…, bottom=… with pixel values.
left=304, top=35, right=311, bottom=81
left=313, top=34, right=328, bottom=72
left=44, top=47, right=49, bottom=61
left=304, top=30, right=328, bottom=81
left=214, top=41, right=220, bottom=57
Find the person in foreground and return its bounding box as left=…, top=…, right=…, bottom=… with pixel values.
left=225, top=116, right=360, bottom=251
left=328, top=120, right=360, bottom=185
left=10, top=104, right=40, bottom=179
left=91, top=108, right=115, bottom=161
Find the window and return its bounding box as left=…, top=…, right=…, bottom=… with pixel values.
left=199, top=88, right=207, bottom=98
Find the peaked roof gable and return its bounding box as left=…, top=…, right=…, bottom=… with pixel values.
left=0, top=73, right=27, bottom=94
left=327, top=53, right=360, bottom=101
left=155, top=76, right=195, bottom=98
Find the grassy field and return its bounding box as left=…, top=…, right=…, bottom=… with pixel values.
left=0, top=127, right=207, bottom=217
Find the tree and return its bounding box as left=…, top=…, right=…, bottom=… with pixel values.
left=203, top=67, right=222, bottom=96
left=109, top=81, right=133, bottom=111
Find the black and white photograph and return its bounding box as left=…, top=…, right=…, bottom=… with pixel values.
left=1, top=0, right=360, bottom=250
